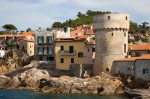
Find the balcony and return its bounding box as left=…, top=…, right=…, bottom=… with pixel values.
left=59, top=50, right=76, bottom=55
left=38, top=42, right=53, bottom=45
left=38, top=52, right=53, bottom=56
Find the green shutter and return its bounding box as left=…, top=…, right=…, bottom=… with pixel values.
left=51, top=47, right=53, bottom=53
left=47, top=47, right=49, bottom=54
left=38, top=37, right=40, bottom=43
left=38, top=47, right=39, bottom=54
left=42, top=36, right=44, bottom=43
left=42, top=47, right=44, bottom=54
left=47, top=36, right=49, bottom=43
left=50, top=36, right=52, bottom=42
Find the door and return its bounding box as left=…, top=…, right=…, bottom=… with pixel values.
left=69, top=46, right=74, bottom=53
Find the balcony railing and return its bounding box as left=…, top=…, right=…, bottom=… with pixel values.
left=38, top=42, right=53, bottom=45
left=59, top=50, right=76, bottom=55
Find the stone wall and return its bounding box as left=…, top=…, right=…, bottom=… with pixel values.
left=70, top=64, right=93, bottom=77
left=135, top=59, right=150, bottom=81
left=37, top=62, right=55, bottom=70
left=113, top=61, right=134, bottom=75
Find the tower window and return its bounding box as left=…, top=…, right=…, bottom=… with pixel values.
left=71, top=58, right=74, bottom=63
left=112, top=32, right=113, bottom=36
left=126, top=16, right=128, bottom=20
left=88, top=49, right=89, bottom=52
left=124, top=44, right=126, bottom=53
left=124, top=33, right=126, bottom=37
left=108, top=16, right=110, bottom=20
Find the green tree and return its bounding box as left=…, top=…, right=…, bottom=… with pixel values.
left=26, top=28, right=31, bottom=32
left=129, top=21, right=139, bottom=33
left=6, top=43, right=17, bottom=48
left=0, top=31, right=11, bottom=35
left=2, top=24, right=17, bottom=31
left=77, top=12, right=85, bottom=18
left=52, top=22, right=63, bottom=28
left=47, top=27, right=51, bottom=31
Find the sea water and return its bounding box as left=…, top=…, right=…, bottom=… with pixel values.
left=0, top=89, right=129, bottom=99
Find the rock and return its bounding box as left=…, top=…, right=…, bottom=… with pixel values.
left=134, top=78, right=146, bottom=88
left=0, top=75, right=10, bottom=88
left=100, top=84, right=117, bottom=95
left=6, top=76, right=21, bottom=88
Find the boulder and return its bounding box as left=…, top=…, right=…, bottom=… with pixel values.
left=0, top=75, right=10, bottom=88
left=134, top=78, right=146, bottom=88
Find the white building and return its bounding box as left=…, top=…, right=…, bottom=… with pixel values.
left=0, top=46, right=5, bottom=58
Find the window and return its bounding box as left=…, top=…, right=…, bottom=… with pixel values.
left=124, top=44, right=126, bottom=53
left=38, top=47, right=44, bottom=54
left=30, top=45, right=32, bottom=48
left=47, top=47, right=53, bottom=54
left=69, top=46, right=74, bottom=53
left=88, top=31, right=91, bottom=33
left=47, top=57, right=54, bottom=61
left=60, top=58, right=64, bottom=63
left=71, top=58, right=74, bottom=63
left=88, top=49, right=89, bottom=52
left=92, top=48, right=95, bottom=52
left=39, top=56, right=43, bottom=61
left=38, top=36, right=44, bottom=43
left=88, top=27, right=90, bottom=29
left=124, top=33, right=126, bottom=37
left=30, top=50, right=32, bottom=53
left=78, top=52, right=83, bottom=58
left=135, top=51, right=140, bottom=56
left=112, top=32, right=113, bottom=36
left=143, top=68, right=148, bottom=74
left=108, top=16, right=110, bottom=20
left=126, top=16, right=128, bottom=20
left=147, top=51, right=150, bottom=54
left=60, top=46, right=64, bottom=51
left=75, top=33, right=78, bottom=36
left=47, top=36, right=52, bottom=43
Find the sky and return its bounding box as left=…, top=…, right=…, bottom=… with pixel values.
left=0, top=0, right=150, bottom=31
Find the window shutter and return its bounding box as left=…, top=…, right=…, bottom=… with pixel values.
left=42, top=36, right=44, bottom=43
left=47, top=47, right=49, bottom=54
left=42, top=47, right=44, bottom=54
left=38, top=47, right=39, bottom=54
left=51, top=47, right=53, bottom=53
left=47, top=36, right=49, bottom=43
left=38, top=37, right=40, bottom=43
left=50, top=36, right=52, bottom=43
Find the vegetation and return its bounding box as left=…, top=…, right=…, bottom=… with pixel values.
left=2, top=24, right=17, bottom=31
left=26, top=28, right=31, bottom=32
left=141, top=38, right=148, bottom=43
left=6, top=43, right=17, bottom=48
left=51, top=10, right=111, bottom=28
left=128, top=38, right=135, bottom=44
left=0, top=31, right=11, bottom=35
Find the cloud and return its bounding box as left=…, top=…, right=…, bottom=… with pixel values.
left=0, top=0, right=150, bottom=31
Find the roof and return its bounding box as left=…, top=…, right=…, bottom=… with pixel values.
left=0, top=32, right=34, bottom=38
left=116, top=54, right=150, bottom=61
left=22, top=32, right=34, bottom=35
left=55, top=37, right=86, bottom=42
left=130, top=44, right=150, bottom=51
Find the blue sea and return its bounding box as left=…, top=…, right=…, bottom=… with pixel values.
left=0, top=89, right=129, bottom=99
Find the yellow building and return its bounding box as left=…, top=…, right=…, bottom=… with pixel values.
left=55, top=37, right=87, bottom=70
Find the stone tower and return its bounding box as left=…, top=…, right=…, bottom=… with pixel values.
left=93, top=13, right=130, bottom=75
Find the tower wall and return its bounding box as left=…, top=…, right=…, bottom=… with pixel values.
left=93, top=14, right=130, bottom=75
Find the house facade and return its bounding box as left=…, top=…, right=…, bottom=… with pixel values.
left=34, top=29, right=55, bottom=63
left=114, top=54, right=150, bottom=81
left=129, top=44, right=150, bottom=57
left=55, top=37, right=86, bottom=70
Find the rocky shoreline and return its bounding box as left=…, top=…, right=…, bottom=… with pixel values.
left=0, top=61, right=150, bottom=98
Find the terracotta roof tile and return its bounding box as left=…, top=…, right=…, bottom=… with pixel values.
left=116, top=54, right=150, bottom=61
left=131, top=44, right=150, bottom=50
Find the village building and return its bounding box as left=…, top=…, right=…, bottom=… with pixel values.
left=0, top=46, right=5, bottom=58
left=55, top=37, right=87, bottom=70
left=34, top=29, right=55, bottom=63
left=114, top=54, right=150, bottom=81
left=84, top=39, right=95, bottom=64
left=77, top=25, right=94, bottom=35
left=128, top=44, right=150, bottom=57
